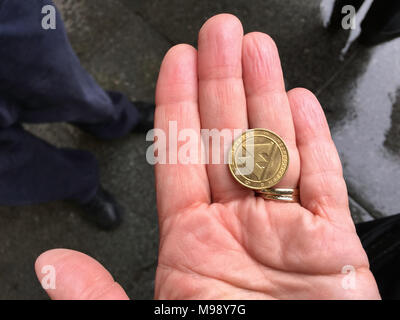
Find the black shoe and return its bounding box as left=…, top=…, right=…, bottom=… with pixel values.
left=132, top=101, right=155, bottom=133
left=80, top=186, right=124, bottom=230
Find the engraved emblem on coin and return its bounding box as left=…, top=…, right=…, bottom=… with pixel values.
left=229, top=129, right=289, bottom=190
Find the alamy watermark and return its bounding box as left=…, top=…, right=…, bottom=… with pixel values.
left=146, top=122, right=258, bottom=174
left=341, top=265, right=356, bottom=290
left=341, top=5, right=357, bottom=30
left=41, top=265, right=56, bottom=290
left=41, top=5, right=56, bottom=30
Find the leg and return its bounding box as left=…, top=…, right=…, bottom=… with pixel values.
left=0, top=125, right=99, bottom=205
left=0, top=0, right=141, bottom=139
left=356, top=214, right=400, bottom=299
left=0, top=125, right=124, bottom=229
left=359, top=0, right=400, bottom=45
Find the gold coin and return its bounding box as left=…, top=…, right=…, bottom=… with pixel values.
left=229, top=129, right=289, bottom=190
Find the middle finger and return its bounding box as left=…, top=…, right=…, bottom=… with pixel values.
left=198, top=14, right=250, bottom=202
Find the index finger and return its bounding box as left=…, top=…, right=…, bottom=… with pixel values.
left=155, top=44, right=211, bottom=223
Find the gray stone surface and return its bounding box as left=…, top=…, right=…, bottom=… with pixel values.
left=384, top=88, right=400, bottom=154
left=1, top=0, right=400, bottom=299
left=54, top=0, right=170, bottom=101
left=121, top=0, right=352, bottom=93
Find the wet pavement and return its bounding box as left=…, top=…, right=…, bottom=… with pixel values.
left=0, top=0, right=399, bottom=299
left=324, top=41, right=400, bottom=218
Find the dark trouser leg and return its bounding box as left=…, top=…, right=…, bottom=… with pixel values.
left=359, top=0, right=400, bottom=44
left=0, top=0, right=140, bottom=139
left=0, top=125, right=99, bottom=205
left=356, top=214, right=400, bottom=299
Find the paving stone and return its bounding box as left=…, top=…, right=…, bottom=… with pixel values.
left=53, top=0, right=133, bottom=61
left=83, top=14, right=169, bottom=102
left=54, top=0, right=170, bottom=101
left=119, top=0, right=352, bottom=93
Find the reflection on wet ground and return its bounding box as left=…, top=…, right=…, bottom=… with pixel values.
left=327, top=39, right=400, bottom=218
left=0, top=0, right=399, bottom=299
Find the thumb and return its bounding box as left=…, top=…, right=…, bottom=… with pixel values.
left=35, top=249, right=129, bottom=300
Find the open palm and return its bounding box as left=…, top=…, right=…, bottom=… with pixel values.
left=35, top=14, right=380, bottom=300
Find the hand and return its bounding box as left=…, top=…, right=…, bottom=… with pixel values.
left=35, top=14, right=380, bottom=300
